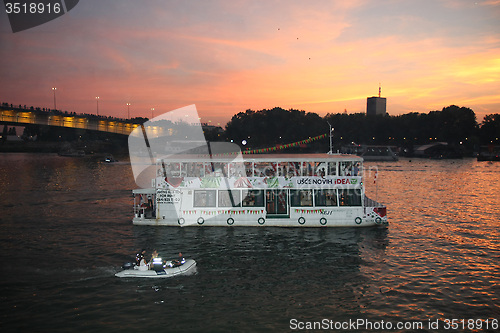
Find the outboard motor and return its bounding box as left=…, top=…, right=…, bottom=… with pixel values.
left=122, top=262, right=135, bottom=270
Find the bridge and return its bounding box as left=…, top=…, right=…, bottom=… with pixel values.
left=0, top=107, right=141, bottom=136
left=0, top=105, right=224, bottom=146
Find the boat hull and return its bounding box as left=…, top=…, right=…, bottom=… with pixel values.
left=132, top=208, right=388, bottom=227
left=115, top=259, right=197, bottom=278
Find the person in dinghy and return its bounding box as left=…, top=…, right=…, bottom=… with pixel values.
left=166, top=252, right=186, bottom=267
left=135, top=249, right=149, bottom=271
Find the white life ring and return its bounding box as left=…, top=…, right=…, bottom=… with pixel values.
left=178, top=218, right=185, bottom=225
left=320, top=217, right=327, bottom=225
left=227, top=217, right=234, bottom=225
left=375, top=217, right=382, bottom=224
left=298, top=217, right=306, bottom=225
left=258, top=217, right=265, bottom=225
left=355, top=217, right=362, bottom=224
left=197, top=217, right=204, bottom=225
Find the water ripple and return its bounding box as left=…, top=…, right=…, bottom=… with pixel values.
left=0, top=155, right=498, bottom=331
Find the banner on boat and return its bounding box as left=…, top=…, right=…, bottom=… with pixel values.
left=156, top=176, right=362, bottom=190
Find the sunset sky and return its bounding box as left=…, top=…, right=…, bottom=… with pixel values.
left=1, top=0, right=499, bottom=126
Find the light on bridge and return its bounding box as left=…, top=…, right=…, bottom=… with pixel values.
left=52, top=87, right=57, bottom=110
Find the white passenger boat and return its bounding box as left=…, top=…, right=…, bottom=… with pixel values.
left=132, top=153, right=388, bottom=227
left=115, top=259, right=197, bottom=278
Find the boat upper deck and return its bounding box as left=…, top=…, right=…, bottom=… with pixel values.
left=156, top=153, right=362, bottom=163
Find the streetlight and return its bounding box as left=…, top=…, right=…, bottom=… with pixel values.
left=96, top=96, right=99, bottom=116
left=126, top=103, right=131, bottom=119
left=52, top=87, right=57, bottom=110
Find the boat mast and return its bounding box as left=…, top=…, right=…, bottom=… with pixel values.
left=327, top=121, right=333, bottom=154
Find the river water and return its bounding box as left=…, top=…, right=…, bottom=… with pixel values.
left=0, top=153, right=498, bottom=332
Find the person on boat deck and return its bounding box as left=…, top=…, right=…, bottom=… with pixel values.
left=353, top=163, right=359, bottom=176
left=136, top=249, right=146, bottom=265
left=151, top=250, right=158, bottom=260
left=171, top=252, right=186, bottom=267
left=136, top=249, right=149, bottom=271
left=149, top=250, right=159, bottom=269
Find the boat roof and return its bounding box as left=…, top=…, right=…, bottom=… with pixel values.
left=132, top=188, right=156, bottom=194
left=156, top=153, right=362, bottom=163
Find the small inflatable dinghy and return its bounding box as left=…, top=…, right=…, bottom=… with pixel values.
left=115, top=259, right=197, bottom=278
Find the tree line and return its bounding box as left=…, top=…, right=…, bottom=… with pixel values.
left=223, top=105, right=499, bottom=152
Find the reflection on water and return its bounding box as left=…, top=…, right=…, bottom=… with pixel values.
left=363, top=159, right=500, bottom=322
left=0, top=154, right=498, bottom=332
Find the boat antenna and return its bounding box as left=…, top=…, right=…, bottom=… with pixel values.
left=327, top=121, right=333, bottom=154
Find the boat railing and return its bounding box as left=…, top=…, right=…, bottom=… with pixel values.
left=364, top=195, right=384, bottom=207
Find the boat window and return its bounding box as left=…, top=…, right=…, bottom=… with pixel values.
left=276, top=163, right=285, bottom=176
left=339, top=161, right=353, bottom=176
left=338, top=189, right=362, bottom=206
left=193, top=190, right=216, bottom=207
left=353, top=162, right=361, bottom=176
left=180, top=162, right=188, bottom=177
left=314, top=189, right=337, bottom=206
left=281, top=162, right=300, bottom=177
left=157, top=167, right=164, bottom=177
left=339, top=161, right=361, bottom=176
left=229, top=162, right=245, bottom=178
left=218, top=190, right=241, bottom=207
left=269, top=163, right=277, bottom=176
left=315, top=162, right=326, bottom=177
left=242, top=190, right=264, bottom=207
left=302, top=162, right=314, bottom=176
left=204, top=162, right=213, bottom=175
left=290, top=190, right=313, bottom=207
left=165, top=162, right=180, bottom=177
left=254, top=162, right=275, bottom=177
left=187, top=162, right=204, bottom=177
left=328, top=162, right=337, bottom=176
left=253, top=162, right=264, bottom=176
left=211, top=162, right=226, bottom=176
left=223, top=163, right=230, bottom=176
left=244, top=162, right=253, bottom=177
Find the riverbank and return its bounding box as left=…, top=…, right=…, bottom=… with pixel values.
left=0, top=139, right=129, bottom=154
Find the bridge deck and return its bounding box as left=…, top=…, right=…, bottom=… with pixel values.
left=1, top=109, right=141, bottom=135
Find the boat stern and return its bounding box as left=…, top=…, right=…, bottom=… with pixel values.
left=364, top=196, right=388, bottom=226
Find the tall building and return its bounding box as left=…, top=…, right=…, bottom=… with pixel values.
left=366, top=86, right=387, bottom=116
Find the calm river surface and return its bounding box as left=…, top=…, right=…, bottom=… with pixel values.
left=0, top=153, right=498, bottom=332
